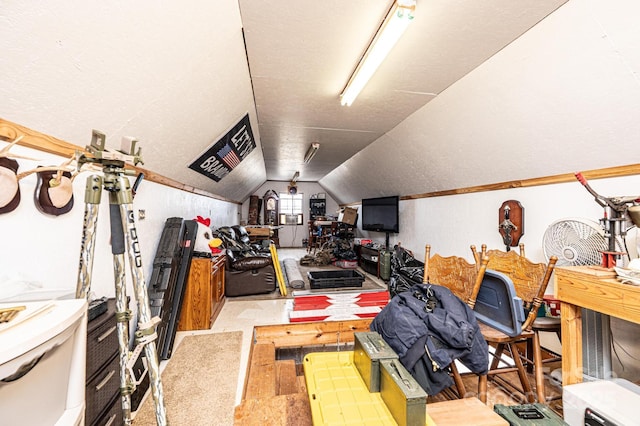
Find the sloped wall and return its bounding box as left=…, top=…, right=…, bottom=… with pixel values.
left=0, top=144, right=239, bottom=301
left=0, top=0, right=265, bottom=202
left=321, top=0, right=640, bottom=203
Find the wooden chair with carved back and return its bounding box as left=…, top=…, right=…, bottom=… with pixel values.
left=470, top=243, right=558, bottom=403
left=423, top=244, right=490, bottom=401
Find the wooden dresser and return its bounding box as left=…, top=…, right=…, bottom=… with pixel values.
left=178, top=255, right=226, bottom=331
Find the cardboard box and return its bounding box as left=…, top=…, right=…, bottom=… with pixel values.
left=334, top=260, right=358, bottom=269
left=339, top=207, right=358, bottom=225
left=354, top=238, right=372, bottom=246
left=246, top=227, right=270, bottom=236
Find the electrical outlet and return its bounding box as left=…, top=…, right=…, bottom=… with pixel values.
left=138, top=209, right=146, bottom=220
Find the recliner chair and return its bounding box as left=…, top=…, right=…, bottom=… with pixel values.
left=216, top=226, right=276, bottom=297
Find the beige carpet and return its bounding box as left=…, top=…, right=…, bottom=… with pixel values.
left=133, top=331, right=242, bottom=426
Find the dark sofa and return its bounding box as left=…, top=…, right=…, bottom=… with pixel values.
left=216, top=225, right=276, bottom=297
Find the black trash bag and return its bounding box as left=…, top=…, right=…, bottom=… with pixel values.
left=389, top=245, right=425, bottom=298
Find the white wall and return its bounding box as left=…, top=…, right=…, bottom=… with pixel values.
left=389, top=175, right=640, bottom=273
left=0, top=144, right=239, bottom=302
left=241, top=181, right=340, bottom=247
left=374, top=174, right=640, bottom=382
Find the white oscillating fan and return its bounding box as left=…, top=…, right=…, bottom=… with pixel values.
left=542, top=218, right=628, bottom=266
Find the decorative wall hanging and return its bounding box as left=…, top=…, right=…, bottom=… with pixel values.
left=1, top=134, right=78, bottom=216
left=498, top=200, right=524, bottom=251
left=188, top=113, right=256, bottom=182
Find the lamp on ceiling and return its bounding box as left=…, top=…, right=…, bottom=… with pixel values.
left=288, top=171, right=300, bottom=195
left=340, top=0, right=416, bottom=107
left=303, top=143, right=320, bottom=164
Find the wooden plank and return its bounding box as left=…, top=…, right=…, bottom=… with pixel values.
left=560, top=299, right=582, bottom=386
left=426, top=399, right=508, bottom=425
left=244, top=343, right=277, bottom=400
left=401, top=164, right=640, bottom=200
left=253, top=319, right=372, bottom=348
left=234, top=393, right=313, bottom=426
left=276, top=360, right=299, bottom=395
left=555, top=266, right=640, bottom=323
left=297, top=375, right=307, bottom=394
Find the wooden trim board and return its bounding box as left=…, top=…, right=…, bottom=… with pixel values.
left=0, top=118, right=241, bottom=204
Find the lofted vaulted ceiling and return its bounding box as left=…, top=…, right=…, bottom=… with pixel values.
left=240, top=0, right=568, bottom=184
left=10, top=0, right=627, bottom=205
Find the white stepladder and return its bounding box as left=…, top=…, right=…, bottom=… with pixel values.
left=75, top=130, right=168, bottom=426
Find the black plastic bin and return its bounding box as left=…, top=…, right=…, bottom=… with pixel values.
left=308, top=270, right=365, bottom=289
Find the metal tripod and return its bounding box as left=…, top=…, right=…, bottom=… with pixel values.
left=75, top=130, right=168, bottom=425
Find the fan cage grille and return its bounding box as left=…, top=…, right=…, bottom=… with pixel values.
left=543, top=218, right=627, bottom=267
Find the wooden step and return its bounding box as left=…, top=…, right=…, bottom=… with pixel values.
left=234, top=393, right=312, bottom=426
left=244, top=343, right=276, bottom=399
left=276, top=359, right=299, bottom=395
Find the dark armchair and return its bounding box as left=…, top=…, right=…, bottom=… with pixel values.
left=216, top=225, right=276, bottom=297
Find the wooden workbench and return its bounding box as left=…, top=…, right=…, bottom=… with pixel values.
left=554, top=266, right=640, bottom=385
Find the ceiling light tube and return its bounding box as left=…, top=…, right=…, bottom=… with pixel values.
left=340, top=0, right=415, bottom=107
left=292, top=171, right=300, bottom=182
left=303, top=142, right=320, bottom=163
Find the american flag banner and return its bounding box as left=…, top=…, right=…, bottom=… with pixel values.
left=188, top=113, right=256, bottom=182
left=217, top=143, right=241, bottom=168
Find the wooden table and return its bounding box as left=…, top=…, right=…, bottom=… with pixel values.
left=554, top=266, right=640, bottom=385
left=426, top=399, right=508, bottom=425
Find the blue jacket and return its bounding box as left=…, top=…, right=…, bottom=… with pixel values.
left=371, top=283, right=488, bottom=395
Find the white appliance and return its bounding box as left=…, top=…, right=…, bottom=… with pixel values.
left=0, top=299, right=87, bottom=425
left=563, top=379, right=640, bottom=425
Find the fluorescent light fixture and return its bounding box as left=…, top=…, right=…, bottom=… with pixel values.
left=291, top=171, right=300, bottom=183
left=303, top=143, right=320, bottom=164
left=340, top=0, right=415, bottom=106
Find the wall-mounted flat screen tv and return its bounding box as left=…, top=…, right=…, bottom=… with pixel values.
left=361, top=195, right=399, bottom=233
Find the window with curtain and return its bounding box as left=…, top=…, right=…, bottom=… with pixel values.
left=279, top=192, right=304, bottom=225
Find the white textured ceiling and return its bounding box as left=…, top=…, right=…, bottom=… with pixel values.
left=240, top=0, right=569, bottom=183
left=1, top=0, right=583, bottom=203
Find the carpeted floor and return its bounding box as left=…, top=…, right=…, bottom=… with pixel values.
left=229, top=261, right=387, bottom=301
left=132, top=331, right=242, bottom=426
left=225, top=246, right=387, bottom=301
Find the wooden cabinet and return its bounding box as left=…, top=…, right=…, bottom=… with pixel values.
left=178, top=255, right=226, bottom=331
